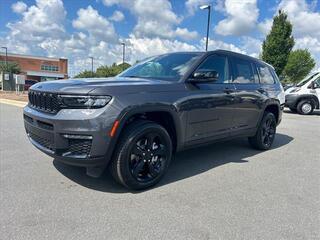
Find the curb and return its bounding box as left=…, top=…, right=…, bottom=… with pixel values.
left=0, top=98, right=27, bottom=108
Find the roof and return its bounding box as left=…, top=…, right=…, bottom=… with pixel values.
left=26, top=71, right=65, bottom=78
left=0, top=52, right=67, bottom=62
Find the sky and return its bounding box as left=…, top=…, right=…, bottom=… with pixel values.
left=0, top=0, right=319, bottom=76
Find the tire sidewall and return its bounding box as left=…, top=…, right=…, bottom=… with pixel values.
left=257, top=112, right=276, bottom=150
left=116, top=123, right=172, bottom=190
left=298, top=100, right=314, bottom=115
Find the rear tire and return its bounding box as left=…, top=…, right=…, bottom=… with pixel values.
left=110, top=120, right=172, bottom=190
left=297, top=100, right=314, bottom=115
left=249, top=112, right=277, bottom=150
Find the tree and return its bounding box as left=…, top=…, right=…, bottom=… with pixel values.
left=283, top=49, right=315, bottom=83
left=74, top=70, right=97, bottom=78
left=0, top=61, right=21, bottom=74
left=75, top=62, right=131, bottom=78
left=262, top=10, right=294, bottom=76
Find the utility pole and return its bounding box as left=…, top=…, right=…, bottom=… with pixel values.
left=121, top=43, right=125, bottom=71
left=200, top=5, right=211, bottom=51
left=1, top=47, right=8, bottom=71
left=89, top=56, right=94, bottom=77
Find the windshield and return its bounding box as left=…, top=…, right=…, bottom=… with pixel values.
left=297, top=73, right=319, bottom=87
left=119, top=53, right=203, bottom=81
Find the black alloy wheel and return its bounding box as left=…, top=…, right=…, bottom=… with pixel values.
left=248, top=112, right=277, bottom=150
left=129, top=132, right=169, bottom=182
left=261, top=116, right=276, bottom=148
left=110, top=120, right=172, bottom=190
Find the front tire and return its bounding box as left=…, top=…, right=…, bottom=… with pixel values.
left=249, top=112, right=277, bottom=150
left=297, top=100, right=314, bottom=115
left=110, top=120, right=172, bottom=190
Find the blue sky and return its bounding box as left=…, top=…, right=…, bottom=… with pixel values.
left=0, top=0, right=319, bottom=76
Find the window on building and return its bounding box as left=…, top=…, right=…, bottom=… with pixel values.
left=41, top=65, right=59, bottom=72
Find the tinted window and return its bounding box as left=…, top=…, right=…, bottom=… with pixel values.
left=232, top=58, right=255, bottom=84
left=257, top=65, right=275, bottom=84
left=120, top=53, right=202, bottom=81
left=196, top=55, right=229, bottom=83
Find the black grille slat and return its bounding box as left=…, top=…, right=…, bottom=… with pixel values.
left=28, top=91, right=60, bottom=113
left=28, top=132, right=54, bottom=151
left=68, top=139, right=92, bottom=156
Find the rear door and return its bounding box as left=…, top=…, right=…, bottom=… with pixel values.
left=185, top=54, right=237, bottom=142
left=230, top=56, right=264, bottom=131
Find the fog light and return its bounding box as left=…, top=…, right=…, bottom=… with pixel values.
left=62, top=134, right=93, bottom=140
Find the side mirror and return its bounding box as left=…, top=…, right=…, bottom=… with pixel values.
left=188, top=70, right=219, bottom=83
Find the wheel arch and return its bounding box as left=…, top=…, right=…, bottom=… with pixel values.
left=295, top=94, right=319, bottom=109
left=106, top=104, right=183, bottom=164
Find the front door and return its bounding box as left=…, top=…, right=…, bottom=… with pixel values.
left=185, top=54, right=237, bottom=142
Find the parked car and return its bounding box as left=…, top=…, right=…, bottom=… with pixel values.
left=24, top=80, right=39, bottom=91
left=23, top=50, right=285, bottom=190
left=285, top=72, right=320, bottom=114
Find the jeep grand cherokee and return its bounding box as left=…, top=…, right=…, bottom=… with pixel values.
left=24, top=50, right=285, bottom=190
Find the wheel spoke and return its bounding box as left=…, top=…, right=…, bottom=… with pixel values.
left=148, top=162, right=160, bottom=178
left=146, top=133, right=156, bottom=149
left=132, top=160, right=145, bottom=178
left=132, top=145, right=144, bottom=157
left=153, top=146, right=166, bottom=156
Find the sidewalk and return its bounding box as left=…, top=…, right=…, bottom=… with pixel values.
left=0, top=91, right=28, bottom=102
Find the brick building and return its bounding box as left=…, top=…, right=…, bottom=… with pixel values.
left=0, top=53, right=68, bottom=82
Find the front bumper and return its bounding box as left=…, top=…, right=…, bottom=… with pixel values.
left=285, top=94, right=299, bottom=109
left=23, top=105, right=117, bottom=167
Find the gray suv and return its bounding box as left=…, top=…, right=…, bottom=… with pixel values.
left=24, top=50, right=285, bottom=190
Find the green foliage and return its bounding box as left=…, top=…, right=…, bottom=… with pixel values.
left=0, top=61, right=21, bottom=74
left=262, top=10, right=295, bottom=76
left=283, top=49, right=316, bottom=83
left=75, top=62, right=131, bottom=78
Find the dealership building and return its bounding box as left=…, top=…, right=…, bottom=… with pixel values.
left=0, top=53, right=68, bottom=82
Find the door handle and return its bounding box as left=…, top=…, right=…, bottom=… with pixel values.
left=223, top=88, right=235, bottom=94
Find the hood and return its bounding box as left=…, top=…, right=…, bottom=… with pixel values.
left=30, top=77, right=184, bottom=95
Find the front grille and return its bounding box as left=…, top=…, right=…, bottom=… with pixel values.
left=68, top=139, right=92, bottom=157
left=28, top=90, right=60, bottom=113
left=28, top=132, right=54, bottom=151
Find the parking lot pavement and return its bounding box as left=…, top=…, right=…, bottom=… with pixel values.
left=1, top=103, right=319, bottom=240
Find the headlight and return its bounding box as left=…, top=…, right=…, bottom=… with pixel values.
left=58, top=95, right=112, bottom=109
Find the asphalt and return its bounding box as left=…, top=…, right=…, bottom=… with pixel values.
left=1, top=103, right=319, bottom=240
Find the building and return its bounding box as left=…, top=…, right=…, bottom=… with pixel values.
left=0, top=53, right=68, bottom=82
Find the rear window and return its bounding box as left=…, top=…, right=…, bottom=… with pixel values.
left=257, top=65, right=275, bottom=84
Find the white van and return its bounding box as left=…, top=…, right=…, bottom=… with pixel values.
left=285, top=72, right=320, bottom=114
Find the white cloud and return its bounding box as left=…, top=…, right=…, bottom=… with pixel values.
left=258, top=18, right=273, bottom=35
left=11, top=1, right=27, bottom=14
left=215, top=0, right=259, bottom=36
left=109, top=10, right=125, bottom=22
left=7, top=0, right=66, bottom=42
left=102, top=0, right=198, bottom=41
left=185, top=0, right=210, bottom=15
left=278, top=0, right=320, bottom=38
left=72, top=6, right=117, bottom=43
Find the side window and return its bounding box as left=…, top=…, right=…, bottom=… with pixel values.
left=257, top=65, right=275, bottom=84
left=196, top=55, right=229, bottom=83
left=232, top=58, right=256, bottom=84
left=314, top=78, right=320, bottom=88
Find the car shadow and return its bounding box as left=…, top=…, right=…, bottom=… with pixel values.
left=53, top=133, right=293, bottom=193
left=283, top=108, right=320, bottom=116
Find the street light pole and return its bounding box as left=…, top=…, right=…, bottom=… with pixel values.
left=89, top=57, right=94, bottom=77
left=200, top=5, right=211, bottom=51
left=1, top=47, right=8, bottom=71
left=121, top=43, right=125, bottom=71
